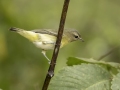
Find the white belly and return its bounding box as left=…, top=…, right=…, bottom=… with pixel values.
left=33, top=41, right=55, bottom=50
left=33, top=34, right=57, bottom=50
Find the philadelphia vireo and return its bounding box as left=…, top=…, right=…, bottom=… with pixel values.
left=10, top=27, right=84, bottom=62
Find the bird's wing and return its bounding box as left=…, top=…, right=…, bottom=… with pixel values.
left=32, top=29, right=58, bottom=37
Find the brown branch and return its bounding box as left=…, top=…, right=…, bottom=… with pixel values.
left=42, top=0, right=70, bottom=90
left=98, top=46, right=119, bottom=61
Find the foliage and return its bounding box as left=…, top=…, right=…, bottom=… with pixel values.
left=0, top=0, right=120, bottom=90
left=49, top=57, right=120, bottom=90
left=111, top=72, right=120, bottom=90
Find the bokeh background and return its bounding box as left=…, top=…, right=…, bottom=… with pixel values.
left=0, top=0, right=120, bottom=90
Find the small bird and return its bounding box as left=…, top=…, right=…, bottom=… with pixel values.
left=10, top=27, right=84, bottom=62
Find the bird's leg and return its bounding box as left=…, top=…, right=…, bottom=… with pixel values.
left=41, top=50, right=50, bottom=63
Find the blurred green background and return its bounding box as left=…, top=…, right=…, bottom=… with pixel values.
left=0, top=0, right=120, bottom=90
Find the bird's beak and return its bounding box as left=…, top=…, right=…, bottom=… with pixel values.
left=79, top=37, right=84, bottom=42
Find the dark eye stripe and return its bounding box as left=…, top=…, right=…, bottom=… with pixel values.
left=75, top=36, right=78, bottom=38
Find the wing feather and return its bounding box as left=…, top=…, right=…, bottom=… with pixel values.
left=32, top=29, right=58, bottom=37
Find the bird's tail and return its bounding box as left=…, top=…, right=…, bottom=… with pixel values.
left=10, top=27, right=22, bottom=32
left=9, top=27, right=39, bottom=42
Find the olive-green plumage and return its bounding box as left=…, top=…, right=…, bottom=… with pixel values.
left=10, top=27, right=83, bottom=61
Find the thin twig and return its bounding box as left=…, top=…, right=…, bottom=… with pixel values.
left=98, top=46, right=119, bottom=61
left=42, top=0, right=70, bottom=90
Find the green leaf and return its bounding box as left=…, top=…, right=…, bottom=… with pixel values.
left=111, top=72, right=120, bottom=90
left=67, top=57, right=120, bottom=69
left=48, top=64, right=111, bottom=90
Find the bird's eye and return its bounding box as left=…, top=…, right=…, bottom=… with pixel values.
left=74, top=35, right=78, bottom=38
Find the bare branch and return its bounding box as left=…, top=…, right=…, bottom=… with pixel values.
left=42, top=0, right=70, bottom=90
left=98, top=46, right=119, bottom=61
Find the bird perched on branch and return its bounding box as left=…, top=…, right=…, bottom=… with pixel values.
left=10, top=27, right=84, bottom=62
